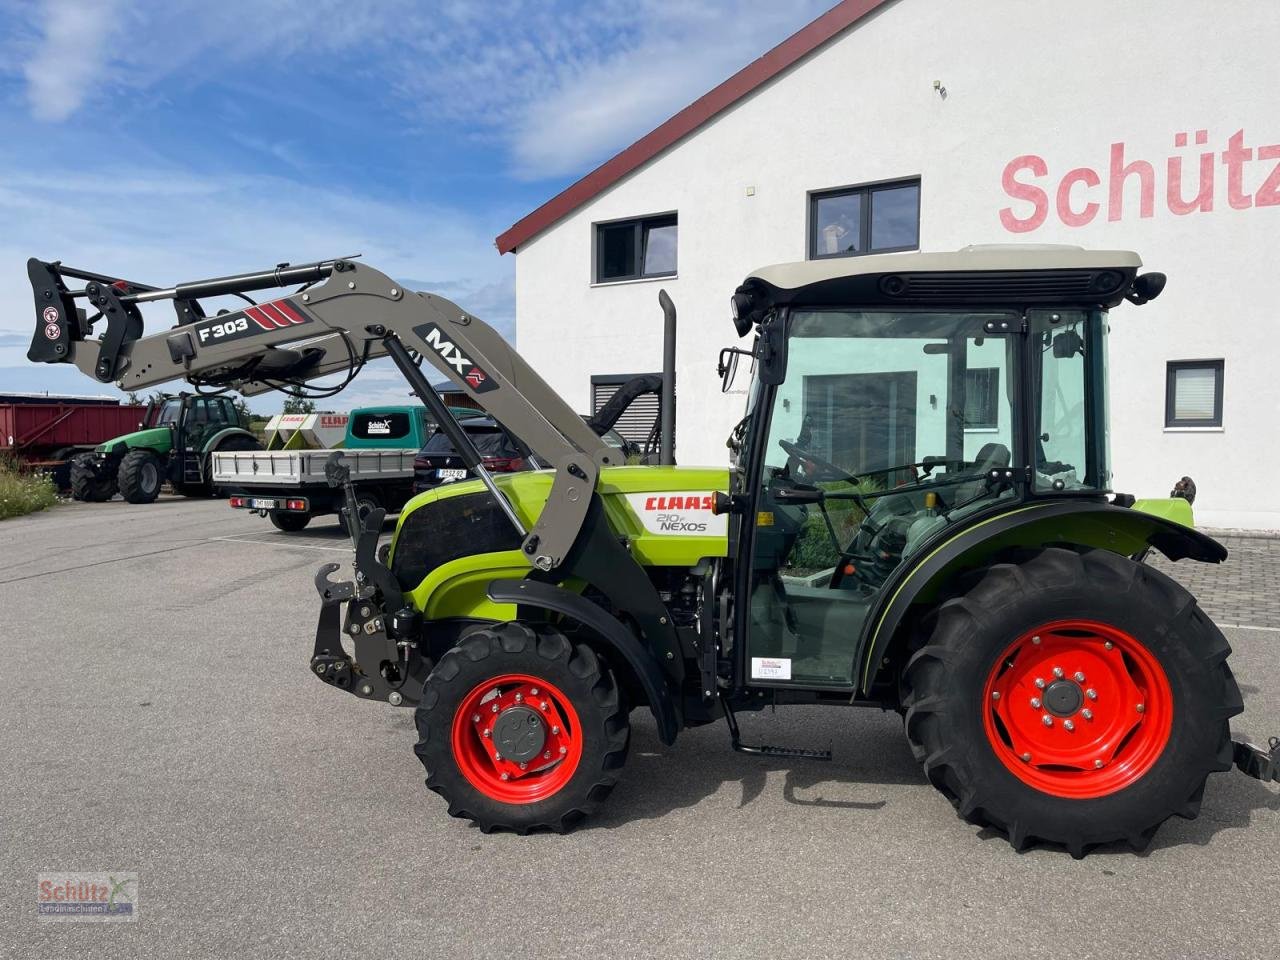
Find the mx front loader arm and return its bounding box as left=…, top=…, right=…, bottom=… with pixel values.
left=26, top=255, right=616, bottom=570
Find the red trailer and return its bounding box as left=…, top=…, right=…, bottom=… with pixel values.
left=0, top=393, right=145, bottom=488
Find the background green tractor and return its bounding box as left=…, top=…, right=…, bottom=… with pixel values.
left=70, top=393, right=260, bottom=503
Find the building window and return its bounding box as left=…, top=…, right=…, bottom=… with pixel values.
left=964, top=367, right=1000, bottom=429
left=591, top=373, right=662, bottom=445
left=595, top=214, right=677, bottom=283
left=808, top=179, right=920, bottom=259
left=1165, top=360, right=1224, bottom=427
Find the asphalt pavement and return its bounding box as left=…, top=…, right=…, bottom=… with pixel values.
left=1, top=497, right=1277, bottom=960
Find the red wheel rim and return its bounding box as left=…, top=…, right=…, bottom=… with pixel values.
left=982, top=620, right=1173, bottom=799
left=450, top=674, right=582, bottom=804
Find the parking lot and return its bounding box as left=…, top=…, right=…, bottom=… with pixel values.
left=2, top=497, right=1277, bottom=960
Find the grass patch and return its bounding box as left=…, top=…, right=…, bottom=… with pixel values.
left=0, top=458, right=59, bottom=520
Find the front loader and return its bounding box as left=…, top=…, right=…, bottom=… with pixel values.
left=26, top=246, right=1278, bottom=856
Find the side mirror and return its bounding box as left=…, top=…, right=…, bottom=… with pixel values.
left=1126, top=272, right=1166, bottom=306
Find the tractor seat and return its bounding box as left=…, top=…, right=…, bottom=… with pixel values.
left=951, top=442, right=1011, bottom=504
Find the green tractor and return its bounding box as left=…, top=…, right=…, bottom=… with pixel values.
left=26, top=248, right=1278, bottom=856
left=70, top=393, right=260, bottom=503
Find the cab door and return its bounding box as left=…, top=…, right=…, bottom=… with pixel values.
left=740, top=308, right=1019, bottom=687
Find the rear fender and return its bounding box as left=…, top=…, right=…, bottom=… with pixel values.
left=857, top=499, right=1226, bottom=694
left=203, top=426, right=258, bottom=453
left=487, top=578, right=681, bottom=745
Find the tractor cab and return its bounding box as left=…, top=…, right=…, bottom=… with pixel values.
left=725, top=246, right=1162, bottom=688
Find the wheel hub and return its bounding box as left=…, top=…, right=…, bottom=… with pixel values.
left=982, top=620, right=1173, bottom=799
left=450, top=674, right=582, bottom=804
left=1043, top=679, right=1083, bottom=717
left=492, top=705, right=546, bottom=764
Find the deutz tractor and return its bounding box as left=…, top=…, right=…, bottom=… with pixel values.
left=26, top=247, right=1278, bottom=856
left=69, top=392, right=260, bottom=503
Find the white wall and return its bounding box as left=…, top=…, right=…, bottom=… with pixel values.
left=514, top=0, right=1280, bottom=529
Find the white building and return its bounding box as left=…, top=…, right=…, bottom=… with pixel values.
left=498, top=0, right=1279, bottom=530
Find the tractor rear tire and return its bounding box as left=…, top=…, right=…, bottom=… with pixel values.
left=118, top=449, right=163, bottom=504
left=902, top=546, right=1242, bottom=858
left=269, top=511, right=311, bottom=532
left=69, top=455, right=116, bottom=502
left=414, top=622, right=630, bottom=834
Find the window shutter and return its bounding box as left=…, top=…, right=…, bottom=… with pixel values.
left=1173, top=367, right=1217, bottom=420
left=592, top=381, right=662, bottom=445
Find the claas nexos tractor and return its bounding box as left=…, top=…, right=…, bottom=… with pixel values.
left=26, top=245, right=1279, bottom=856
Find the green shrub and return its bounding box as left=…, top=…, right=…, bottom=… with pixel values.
left=0, top=460, right=59, bottom=520
left=786, top=477, right=883, bottom=575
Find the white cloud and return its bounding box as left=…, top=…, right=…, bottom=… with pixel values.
left=18, top=0, right=123, bottom=121
left=6, top=0, right=832, bottom=177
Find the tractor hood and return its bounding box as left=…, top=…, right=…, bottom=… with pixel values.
left=396, top=465, right=731, bottom=570
left=96, top=425, right=171, bottom=454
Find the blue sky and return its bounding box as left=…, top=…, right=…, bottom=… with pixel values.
left=0, top=0, right=828, bottom=409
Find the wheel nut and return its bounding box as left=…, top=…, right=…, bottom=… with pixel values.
left=500, top=773, right=510, bottom=781
left=551, top=726, right=560, bottom=735
left=482, top=728, right=490, bottom=738
left=991, top=691, right=1001, bottom=701
left=530, top=688, right=539, bottom=696
left=1052, top=666, right=1064, bottom=679
left=1031, top=636, right=1041, bottom=644
left=472, top=714, right=480, bottom=723
left=1081, top=709, right=1093, bottom=720
left=1030, top=697, right=1042, bottom=709
left=492, top=703, right=499, bottom=713
left=559, top=746, right=567, bottom=754
left=519, top=762, right=527, bottom=770
left=1073, top=671, right=1086, bottom=683
left=543, top=751, right=551, bottom=759
left=1064, top=719, right=1075, bottom=731
left=1021, top=752, right=1032, bottom=762
left=539, top=701, right=548, bottom=711
left=1086, top=688, right=1097, bottom=700
left=1034, top=678, right=1046, bottom=689
left=1136, top=703, right=1145, bottom=713
left=1104, top=641, right=1114, bottom=650
left=1094, top=759, right=1104, bottom=769
left=494, top=752, right=502, bottom=761
left=515, top=693, right=523, bottom=703
left=1042, top=714, right=1053, bottom=727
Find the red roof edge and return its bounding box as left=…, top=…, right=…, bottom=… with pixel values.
left=494, top=0, right=894, bottom=255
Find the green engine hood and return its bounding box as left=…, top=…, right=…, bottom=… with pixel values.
left=96, top=426, right=172, bottom=454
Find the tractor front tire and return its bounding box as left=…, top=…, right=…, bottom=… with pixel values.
left=414, top=622, right=630, bottom=834
left=69, top=455, right=116, bottom=502
left=902, top=547, right=1242, bottom=857
left=118, top=449, right=163, bottom=504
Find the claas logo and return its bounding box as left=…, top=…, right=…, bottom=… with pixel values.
left=644, top=495, right=715, bottom=511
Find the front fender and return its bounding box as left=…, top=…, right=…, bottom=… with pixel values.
left=487, top=578, right=681, bottom=745
left=857, top=499, right=1226, bottom=694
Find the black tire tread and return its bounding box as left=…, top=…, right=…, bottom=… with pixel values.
left=69, top=454, right=116, bottom=502
left=902, top=546, right=1242, bottom=857
left=413, top=621, right=629, bottom=834
left=117, top=449, right=162, bottom=504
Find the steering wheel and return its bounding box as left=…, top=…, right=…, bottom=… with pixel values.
left=778, top=439, right=855, bottom=483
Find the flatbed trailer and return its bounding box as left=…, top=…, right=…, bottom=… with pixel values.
left=212, top=447, right=417, bottom=531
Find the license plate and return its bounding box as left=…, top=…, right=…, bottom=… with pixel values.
left=437, top=469, right=468, bottom=481
left=249, top=498, right=278, bottom=509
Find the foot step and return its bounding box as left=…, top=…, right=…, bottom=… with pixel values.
left=736, top=742, right=832, bottom=761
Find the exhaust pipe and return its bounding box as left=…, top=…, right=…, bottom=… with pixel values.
left=658, top=289, right=677, bottom=466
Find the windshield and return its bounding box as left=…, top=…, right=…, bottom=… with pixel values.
left=155, top=399, right=182, bottom=426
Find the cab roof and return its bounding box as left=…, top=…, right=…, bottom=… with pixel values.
left=739, top=245, right=1144, bottom=312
